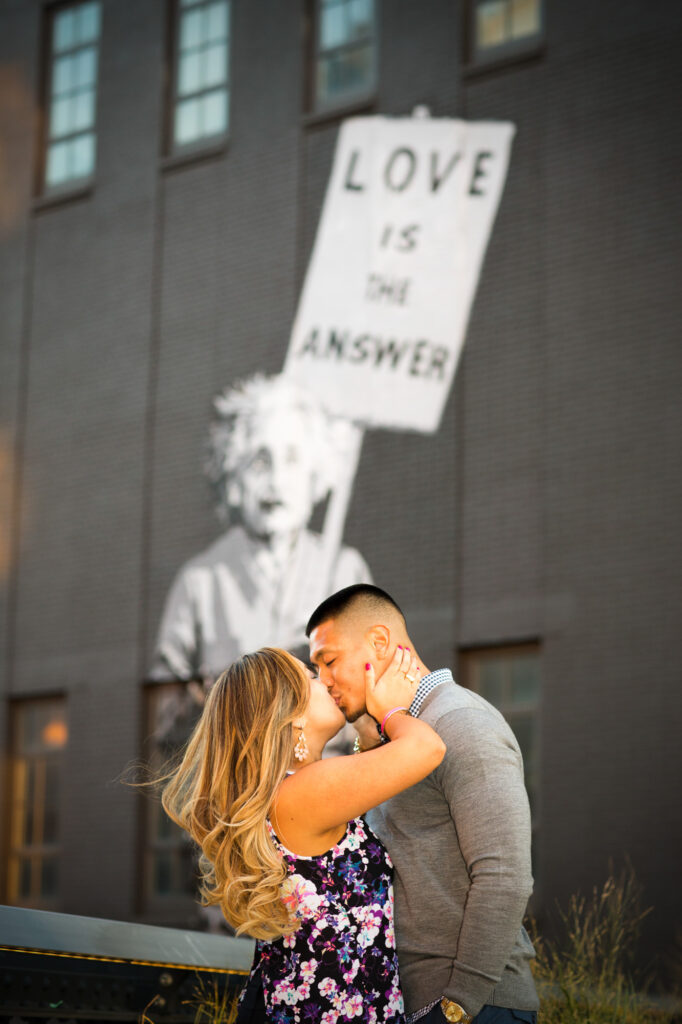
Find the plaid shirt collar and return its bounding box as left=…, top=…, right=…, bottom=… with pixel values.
left=408, top=667, right=453, bottom=718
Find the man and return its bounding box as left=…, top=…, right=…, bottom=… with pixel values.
left=150, top=374, right=371, bottom=682
left=307, top=584, right=539, bottom=1024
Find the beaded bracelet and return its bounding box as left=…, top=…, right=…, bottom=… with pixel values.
left=380, top=706, right=408, bottom=735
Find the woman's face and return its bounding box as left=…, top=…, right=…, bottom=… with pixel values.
left=304, top=672, right=346, bottom=742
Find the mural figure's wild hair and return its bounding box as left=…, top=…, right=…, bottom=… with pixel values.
left=204, top=373, right=354, bottom=521
left=161, top=647, right=309, bottom=939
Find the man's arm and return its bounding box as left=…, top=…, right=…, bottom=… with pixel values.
left=435, top=707, right=534, bottom=1017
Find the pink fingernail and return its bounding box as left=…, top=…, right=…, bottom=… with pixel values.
left=398, top=645, right=403, bottom=650
left=365, top=663, right=371, bottom=670
left=406, top=647, right=411, bottom=651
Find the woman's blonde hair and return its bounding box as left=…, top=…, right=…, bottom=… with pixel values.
left=161, top=647, right=309, bottom=940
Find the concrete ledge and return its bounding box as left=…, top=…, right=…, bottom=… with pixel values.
left=0, top=905, right=254, bottom=974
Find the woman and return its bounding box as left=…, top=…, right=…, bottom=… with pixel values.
left=162, top=645, right=445, bottom=1023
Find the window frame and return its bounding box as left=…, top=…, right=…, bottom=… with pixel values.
left=140, top=680, right=203, bottom=923
left=37, top=0, right=102, bottom=198
left=165, top=0, right=231, bottom=160
left=458, top=641, right=541, bottom=876
left=464, top=0, right=544, bottom=73
left=4, top=695, right=68, bottom=910
left=307, top=0, right=379, bottom=117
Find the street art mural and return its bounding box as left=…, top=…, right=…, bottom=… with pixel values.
left=151, top=113, right=515, bottom=688
left=146, top=116, right=515, bottom=921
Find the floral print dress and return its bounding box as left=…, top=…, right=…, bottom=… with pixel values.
left=247, top=816, right=405, bottom=1024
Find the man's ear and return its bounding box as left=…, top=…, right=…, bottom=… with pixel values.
left=367, top=625, right=391, bottom=660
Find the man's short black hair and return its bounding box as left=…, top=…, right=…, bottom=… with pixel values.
left=305, top=584, right=404, bottom=637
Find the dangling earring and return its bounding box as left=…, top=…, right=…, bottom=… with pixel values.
left=294, top=728, right=309, bottom=762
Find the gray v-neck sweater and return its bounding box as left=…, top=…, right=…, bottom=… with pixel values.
left=366, top=674, right=539, bottom=1017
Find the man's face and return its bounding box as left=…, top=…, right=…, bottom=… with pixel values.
left=235, top=412, right=316, bottom=539
left=309, top=618, right=371, bottom=722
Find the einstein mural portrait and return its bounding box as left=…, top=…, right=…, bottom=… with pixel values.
left=150, top=373, right=372, bottom=684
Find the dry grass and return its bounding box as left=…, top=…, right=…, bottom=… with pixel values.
left=529, top=862, right=681, bottom=1023
left=138, top=974, right=241, bottom=1024
left=184, top=975, right=241, bottom=1024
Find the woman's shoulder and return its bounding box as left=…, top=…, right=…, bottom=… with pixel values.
left=266, top=815, right=380, bottom=862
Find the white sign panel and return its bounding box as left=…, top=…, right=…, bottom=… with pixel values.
left=284, top=115, right=515, bottom=434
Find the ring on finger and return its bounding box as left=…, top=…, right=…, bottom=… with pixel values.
left=406, top=673, right=417, bottom=682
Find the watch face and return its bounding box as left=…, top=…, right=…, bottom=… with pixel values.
left=441, top=1001, right=465, bottom=1023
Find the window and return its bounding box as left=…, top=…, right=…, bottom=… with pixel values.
left=143, top=683, right=202, bottom=915
left=470, top=0, right=542, bottom=63
left=6, top=698, right=68, bottom=908
left=460, top=644, right=540, bottom=821
left=171, top=0, right=231, bottom=151
left=43, top=1, right=101, bottom=191
left=313, top=0, right=377, bottom=112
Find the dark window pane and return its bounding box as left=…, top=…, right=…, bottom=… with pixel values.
left=43, top=761, right=60, bottom=843
left=156, top=807, right=176, bottom=841
left=181, top=844, right=199, bottom=894
left=477, top=660, right=505, bottom=707
left=318, top=44, right=373, bottom=102
left=510, top=656, right=540, bottom=705
left=154, top=852, right=173, bottom=895
left=19, top=857, right=32, bottom=899
left=315, top=0, right=374, bottom=109
left=23, top=760, right=35, bottom=844
left=41, top=857, right=59, bottom=898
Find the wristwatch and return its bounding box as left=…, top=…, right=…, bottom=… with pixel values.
left=440, top=997, right=473, bottom=1023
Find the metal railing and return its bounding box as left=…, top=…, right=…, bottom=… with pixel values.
left=0, top=905, right=254, bottom=1022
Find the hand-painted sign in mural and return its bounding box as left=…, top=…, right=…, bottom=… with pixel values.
left=285, top=115, right=516, bottom=433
